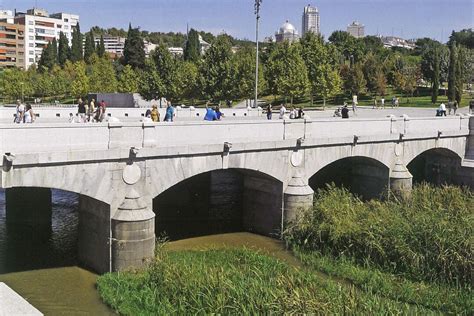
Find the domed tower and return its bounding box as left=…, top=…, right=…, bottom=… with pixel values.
left=275, top=20, right=300, bottom=43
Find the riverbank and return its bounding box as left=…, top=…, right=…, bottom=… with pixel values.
left=97, top=184, right=472, bottom=315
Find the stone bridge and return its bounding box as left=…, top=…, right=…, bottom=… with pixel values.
left=1, top=115, right=473, bottom=273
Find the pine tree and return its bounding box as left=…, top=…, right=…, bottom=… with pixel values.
left=97, top=34, right=106, bottom=58
left=70, top=23, right=83, bottom=62
left=123, top=23, right=145, bottom=69
left=447, top=41, right=456, bottom=102
left=184, top=28, right=200, bottom=63
left=58, top=31, right=70, bottom=66
left=84, top=32, right=96, bottom=63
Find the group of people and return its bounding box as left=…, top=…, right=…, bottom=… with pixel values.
left=143, top=102, right=175, bottom=122
left=204, top=103, right=224, bottom=121
left=73, top=98, right=106, bottom=123
left=334, top=103, right=350, bottom=118
left=372, top=97, right=400, bottom=109
left=264, top=104, right=305, bottom=120
left=436, top=100, right=459, bottom=116
left=15, top=100, right=35, bottom=123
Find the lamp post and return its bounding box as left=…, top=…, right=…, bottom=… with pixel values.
left=20, top=82, right=24, bottom=103
left=254, top=0, right=262, bottom=108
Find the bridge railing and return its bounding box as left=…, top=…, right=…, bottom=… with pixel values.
left=0, top=115, right=470, bottom=155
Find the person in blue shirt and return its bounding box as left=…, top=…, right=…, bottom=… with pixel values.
left=164, top=102, right=175, bottom=122
left=204, top=104, right=218, bottom=121
left=215, top=106, right=224, bottom=120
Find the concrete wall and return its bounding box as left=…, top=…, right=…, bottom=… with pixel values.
left=78, top=194, right=111, bottom=274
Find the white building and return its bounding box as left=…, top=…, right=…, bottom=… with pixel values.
left=14, top=8, right=79, bottom=68
left=94, top=35, right=126, bottom=57
left=198, top=34, right=210, bottom=55
left=0, top=10, right=14, bottom=23
left=302, top=5, right=320, bottom=36
left=275, top=20, right=299, bottom=43
left=347, top=21, right=365, bottom=38
left=381, top=36, right=415, bottom=50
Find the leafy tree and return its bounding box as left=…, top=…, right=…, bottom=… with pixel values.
left=118, top=65, right=139, bottom=93
left=341, top=63, right=366, bottom=96
left=97, top=34, right=106, bottom=58
left=89, top=57, right=118, bottom=93
left=70, top=23, right=83, bottom=62
left=362, top=53, right=380, bottom=96
left=152, top=44, right=178, bottom=100
left=301, top=32, right=340, bottom=107
left=199, top=34, right=234, bottom=102
left=448, top=29, right=474, bottom=49
left=230, top=45, right=265, bottom=102
left=71, top=61, right=89, bottom=97
left=0, top=68, right=34, bottom=100
left=58, top=31, right=70, bottom=66
left=363, top=36, right=384, bottom=54
left=184, top=28, right=200, bottom=63
left=266, top=41, right=309, bottom=105
left=375, top=70, right=387, bottom=96
left=138, top=59, right=165, bottom=101
left=176, top=61, right=199, bottom=104
left=51, top=65, right=71, bottom=97
left=123, top=23, right=145, bottom=69
left=84, top=32, right=96, bottom=63
left=328, top=30, right=364, bottom=64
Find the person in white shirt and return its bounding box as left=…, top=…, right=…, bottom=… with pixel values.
left=439, top=103, right=447, bottom=116
left=279, top=104, right=287, bottom=119
left=15, top=100, right=24, bottom=123
left=381, top=97, right=385, bottom=109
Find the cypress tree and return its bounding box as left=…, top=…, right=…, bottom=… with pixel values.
left=38, top=42, right=55, bottom=71
left=70, top=23, right=83, bottom=62
left=123, top=23, right=145, bottom=69
left=97, top=34, right=106, bottom=58
left=454, top=44, right=465, bottom=104
left=58, top=31, right=70, bottom=66
left=84, top=32, right=96, bottom=63
left=184, top=28, right=200, bottom=63
left=447, top=40, right=456, bottom=102
left=51, top=38, right=58, bottom=65
left=431, top=48, right=440, bottom=103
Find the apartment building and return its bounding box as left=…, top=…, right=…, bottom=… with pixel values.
left=94, top=35, right=126, bottom=57
left=0, top=22, right=25, bottom=68
left=14, top=8, right=79, bottom=68
left=347, top=21, right=365, bottom=38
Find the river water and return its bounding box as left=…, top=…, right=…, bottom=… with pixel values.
left=0, top=189, right=295, bottom=315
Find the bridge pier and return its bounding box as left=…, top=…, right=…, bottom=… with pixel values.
left=390, top=162, right=413, bottom=198
left=283, top=174, right=314, bottom=225
left=5, top=187, right=52, bottom=228
left=111, top=188, right=155, bottom=271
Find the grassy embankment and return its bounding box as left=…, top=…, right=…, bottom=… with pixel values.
left=97, top=184, right=472, bottom=315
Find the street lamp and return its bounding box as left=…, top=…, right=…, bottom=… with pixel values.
left=254, top=0, right=262, bottom=108
left=20, top=82, right=24, bottom=103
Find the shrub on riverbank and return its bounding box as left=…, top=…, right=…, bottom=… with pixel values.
left=283, top=184, right=473, bottom=286
left=97, top=248, right=428, bottom=315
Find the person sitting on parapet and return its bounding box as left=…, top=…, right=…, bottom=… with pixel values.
left=279, top=104, right=287, bottom=119
left=204, top=103, right=218, bottom=121
left=164, top=102, right=175, bottom=122
left=341, top=104, right=349, bottom=119
left=151, top=105, right=160, bottom=122
left=215, top=106, right=224, bottom=120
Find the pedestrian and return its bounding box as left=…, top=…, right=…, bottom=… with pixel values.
left=352, top=95, right=358, bottom=112
left=164, top=102, right=175, bottom=122
left=95, top=100, right=106, bottom=122
left=341, top=104, right=349, bottom=119
left=77, top=98, right=86, bottom=122
left=88, top=98, right=96, bottom=122
left=266, top=104, right=272, bottom=120
left=215, top=106, right=224, bottom=120
left=151, top=104, right=160, bottom=122
left=381, top=97, right=385, bottom=109
left=296, top=107, right=305, bottom=119
left=395, top=97, right=400, bottom=108
left=204, top=104, right=217, bottom=121
left=289, top=106, right=296, bottom=119
left=23, top=103, right=35, bottom=123
left=15, top=99, right=24, bottom=123
left=452, top=100, right=458, bottom=115
left=469, top=99, right=474, bottom=114
left=373, top=97, right=377, bottom=109
left=279, top=104, right=287, bottom=119
left=438, top=102, right=447, bottom=116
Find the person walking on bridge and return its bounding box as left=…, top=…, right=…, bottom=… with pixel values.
left=15, top=100, right=24, bottom=123
left=88, top=99, right=95, bottom=122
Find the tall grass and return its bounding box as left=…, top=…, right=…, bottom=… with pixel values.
left=283, top=184, right=473, bottom=286
left=97, top=247, right=430, bottom=315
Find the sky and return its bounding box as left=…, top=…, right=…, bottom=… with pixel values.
left=1, top=0, right=472, bottom=43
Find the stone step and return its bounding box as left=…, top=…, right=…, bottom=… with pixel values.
left=0, top=282, right=43, bottom=316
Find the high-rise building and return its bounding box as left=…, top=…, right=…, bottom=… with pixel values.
left=0, top=22, right=25, bottom=68
left=14, top=8, right=79, bottom=68
left=302, top=4, right=320, bottom=36
left=347, top=21, right=365, bottom=38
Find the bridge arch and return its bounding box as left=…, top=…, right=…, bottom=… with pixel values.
left=308, top=155, right=390, bottom=200
left=151, top=167, right=284, bottom=240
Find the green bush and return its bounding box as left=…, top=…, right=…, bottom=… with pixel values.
left=283, top=184, right=473, bottom=286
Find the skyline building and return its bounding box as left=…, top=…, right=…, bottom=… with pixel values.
left=347, top=21, right=365, bottom=38
left=302, top=4, right=320, bottom=37
left=275, top=20, right=299, bottom=43
left=14, top=8, right=79, bottom=68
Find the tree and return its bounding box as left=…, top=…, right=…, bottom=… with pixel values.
left=342, top=63, right=366, bottom=96
left=97, top=34, right=106, bottom=58
left=301, top=32, right=340, bottom=108
left=89, top=57, right=118, bottom=93
left=0, top=68, right=34, bottom=101
left=51, top=38, right=58, bottom=65
left=199, top=34, right=234, bottom=102
left=84, top=32, right=96, bottom=63
left=447, top=41, right=457, bottom=102
left=266, top=41, right=309, bottom=105
left=454, top=44, right=468, bottom=104
left=448, top=29, right=474, bottom=49
left=328, top=30, right=364, bottom=64
left=362, top=53, right=380, bottom=96
left=152, top=44, right=178, bottom=100
left=138, top=59, right=165, bottom=101
left=375, top=70, right=387, bottom=97
left=230, top=45, right=265, bottom=103
left=431, top=48, right=440, bottom=103
left=118, top=65, right=139, bottom=93
left=70, top=23, right=83, bottom=62
left=71, top=61, right=89, bottom=97
left=123, top=23, right=145, bottom=69
left=184, top=28, right=200, bottom=63
left=37, top=42, right=56, bottom=71
left=176, top=61, right=199, bottom=104
left=58, top=31, right=70, bottom=66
